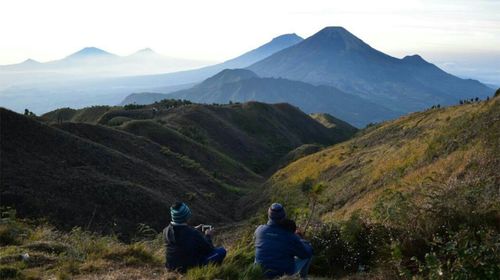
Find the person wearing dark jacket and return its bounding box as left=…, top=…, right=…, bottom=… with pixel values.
left=255, top=203, right=313, bottom=278
left=164, top=202, right=226, bottom=272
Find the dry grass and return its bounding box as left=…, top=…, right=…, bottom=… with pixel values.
left=269, top=97, right=499, bottom=222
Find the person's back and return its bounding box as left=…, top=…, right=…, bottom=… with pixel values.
left=164, top=224, right=213, bottom=272
left=255, top=203, right=313, bottom=278
left=164, top=202, right=226, bottom=272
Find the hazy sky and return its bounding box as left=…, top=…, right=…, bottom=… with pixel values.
left=1, top=0, right=499, bottom=65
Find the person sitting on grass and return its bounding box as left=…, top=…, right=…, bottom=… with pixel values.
left=254, top=203, right=313, bottom=279
left=163, top=202, right=226, bottom=272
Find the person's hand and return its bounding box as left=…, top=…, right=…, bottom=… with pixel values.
left=194, top=224, right=204, bottom=231
left=205, top=228, right=215, bottom=237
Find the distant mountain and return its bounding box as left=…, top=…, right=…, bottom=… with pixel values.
left=111, top=33, right=304, bottom=89
left=64, top=47, right=117, bottom=60
left=220, top=33, right=303, bottom=68
left=122, top=69, right=398, bottom=127
left=248, top=26, right=493, bottom=113
left=0, top=34, right=303, bottom=114
left=0, top=46, right=207, bottom=76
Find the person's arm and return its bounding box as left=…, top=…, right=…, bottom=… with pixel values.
left=290, top=234, right=313, bottom=259
left=193, top=228, right=214, bottom=255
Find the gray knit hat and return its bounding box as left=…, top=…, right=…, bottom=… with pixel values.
left=268, top=203, right=286, bottom=222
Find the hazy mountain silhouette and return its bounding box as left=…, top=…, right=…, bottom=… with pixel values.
left=0, top=46, right=206, bottom=75
left=113, top=33, right=304, bottom=88
left=0, top=34, right=303, bottom=114
left=122, top=69, right=398, bottom=127
left=64, top=47, right=117, bottom=60
left=248, top=27, right=493, bottom=113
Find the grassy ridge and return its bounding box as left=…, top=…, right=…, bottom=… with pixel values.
left=264, top=97, right=500, bottom=278
left=121, top=119, right=262, bottom=189
left=270, top=96, right=499, bottom=220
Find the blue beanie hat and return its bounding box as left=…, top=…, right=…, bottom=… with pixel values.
left=268, top=203, right=286, bottom=221
left=170, top=202, right=192, bottom=224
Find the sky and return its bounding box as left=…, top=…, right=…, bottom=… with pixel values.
left=0, top=0, right=499, bottom=82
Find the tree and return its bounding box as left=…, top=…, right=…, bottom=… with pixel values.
left=495, top=88, right=500, bottom=97
left=24, top=109, right=36, bottom=117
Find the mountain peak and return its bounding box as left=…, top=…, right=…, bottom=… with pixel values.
left=402, top=54, right=427, bottom=63
left=129, top=48, right=159, bottom=57
left=67, top=47, right=115, bottom=59
left=269, top=33, right=303, bottom=45
left=136, top=48, right=155, bottom=54
left=307, top=26, right=369, bottom=51
left=318, top=26, right=349, bottom=34
left=21, top=58, right=41, bottom=65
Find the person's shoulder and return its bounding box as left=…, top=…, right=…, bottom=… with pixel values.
left=255, top=224, right=270, bottom=234
left=255, top=224, right=265, bottom=232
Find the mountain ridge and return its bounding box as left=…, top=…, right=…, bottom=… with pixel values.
left=122, top=69, right=398, bottom=127
left=248, top=26, right=493, bottom=113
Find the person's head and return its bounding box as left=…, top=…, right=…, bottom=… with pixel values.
left=170, top=202, right=192, bottom=224
left=268, top=203, right=286, bottom=222
left=280, top=218, right=297, bottom=233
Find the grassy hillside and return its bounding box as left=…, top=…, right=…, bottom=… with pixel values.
left=41, top=106, right=113, bottom=124
left=118, top=120, right=262, bottom=188
left=265, top=96, right=499, bottom=278
left=0, top=108, right=240, bottom=238
left=310, top=113, right=358, bottom=139
left=2, top=97, right=498, bottom=279
left=270, top=96, right=499, bottom=218
left=161, top=102, right=353, bottom=173
left=42, top=100, right=355, bottom=174
left=2, top=100, right=354, bottom=238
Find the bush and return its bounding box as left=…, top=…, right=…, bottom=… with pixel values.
left=107, top=116, right=132, bottom=126
left=309, top=215, right=392, bottom=277
left=412, top=228, right=500, bottom=279
left=0, top=266, right=20, bottom=279
left=123, top=104, right=146, bottom=110
left=0, top=209, right=28, bottom=246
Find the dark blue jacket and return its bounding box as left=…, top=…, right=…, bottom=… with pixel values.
left=164, top=224, right=214, bottom=272
left=255, top=221, right=313, bottom=278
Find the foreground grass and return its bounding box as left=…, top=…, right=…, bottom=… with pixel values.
left=0, top=210, right=268, bottom=280
left=0, top=209, right=171, bottom=279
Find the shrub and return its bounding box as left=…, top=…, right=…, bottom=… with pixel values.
left=309, top=216, right=392, bottom=277
left=123, top=104, right=146, bottom=110
left=412, top=228, right=500, bottom=279
left=0, top=266, right=20, bottom=279
left=0, top=209, right=28, bottom=246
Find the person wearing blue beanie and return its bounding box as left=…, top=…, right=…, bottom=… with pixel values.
left=164, top=202, right=226, bottom=272
left=255, top=203, right=313, bottom=279
left=170, top=202, right=192, bottom=224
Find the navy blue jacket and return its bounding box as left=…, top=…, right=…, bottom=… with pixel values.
left=164, top=224, right=214, bottom=272
left=255, top=221, right=313, bottom=278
